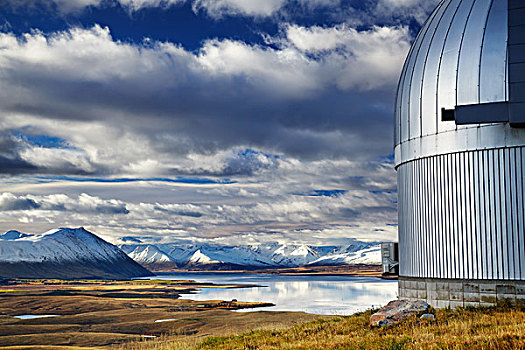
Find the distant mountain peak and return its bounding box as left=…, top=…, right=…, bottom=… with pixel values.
left=0, top=227, right=152, bottom=279
left=121, top=244, right=174, bottom=264
left=188, top=249, right=222, bottom=264
left=0, top=230, right=30, bottom=240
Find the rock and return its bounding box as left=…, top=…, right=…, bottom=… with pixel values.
left=370, top=299, right=430, bottom=327
left=420, top=313, right=435, bottom=320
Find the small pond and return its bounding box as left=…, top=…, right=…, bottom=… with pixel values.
left=14, top=315, right=60, bottom=320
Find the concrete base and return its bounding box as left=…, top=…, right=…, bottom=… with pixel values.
left=399, top=276, right=525, bottom=308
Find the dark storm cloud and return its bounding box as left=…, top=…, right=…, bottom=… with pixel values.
left=0, top=133, right=38, bottom=174
left=0, top=196, right=40, bottom=211
left=91, top=203, right=129, bottom=214
left=0, top=193, right=129, bottom=214
left=0, top=156, right=38, bottom=175
left=153, top=205, right=203, bottom=217
left=338, top=207, right=360, bottom=218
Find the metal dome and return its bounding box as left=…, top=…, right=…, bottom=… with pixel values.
left=394, top=0, right=512, bottom=165
left=395, top=0, right=508, bottom=146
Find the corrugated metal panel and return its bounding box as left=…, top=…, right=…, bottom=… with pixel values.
left=398, top=146, right=525, bottom=280
left=518, top=148, right=525, bottom=279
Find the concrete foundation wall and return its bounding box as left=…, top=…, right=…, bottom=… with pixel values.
left=399, top=276, right=525, bottom=308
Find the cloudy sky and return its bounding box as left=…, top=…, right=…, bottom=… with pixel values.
left=0, top=0, right=437, bottom=245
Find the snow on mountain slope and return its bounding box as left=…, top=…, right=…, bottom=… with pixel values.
left=308, top=245, right=381, bottom=266
left=196, top=245, right=275, bottom=267
left=188, top=249, right=222, bottom=264
left=119, top=244, right=174, bottom=264
left=270, top=244, right=320, bottom=266
left=0, top=228, right=127, bottom=263
left=158, top=244, right=199, bottom=265
left=0, top=228, right=152, bottom=279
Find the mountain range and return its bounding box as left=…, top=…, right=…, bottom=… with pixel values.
left=0, top=228, right=153, bottom=279
left=118, top=239, right=381, bottom=269
left=0, top=227, right=381, bottom=279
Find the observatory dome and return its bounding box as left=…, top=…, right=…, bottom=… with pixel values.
left=395, top=0, right=525, bottom=308
left=394, top=0, right=520, bottom=165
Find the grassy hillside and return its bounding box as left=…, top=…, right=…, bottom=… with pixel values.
left=124, top=306, right=525, bottom=350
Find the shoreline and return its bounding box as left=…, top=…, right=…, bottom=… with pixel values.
left=145, top=264, right=387, bottom=278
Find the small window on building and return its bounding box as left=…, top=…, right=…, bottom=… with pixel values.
left=441, top=108, right=455, bottom=121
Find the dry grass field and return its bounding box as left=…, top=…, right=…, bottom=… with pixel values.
left=189, top=306, right=525, bottom=350
left=0, top=279, right=321, bottom=349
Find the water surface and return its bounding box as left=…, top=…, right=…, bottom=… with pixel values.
left=145, top=273, right=397, bottom=315
left=14, top=315, right=59, bottom=320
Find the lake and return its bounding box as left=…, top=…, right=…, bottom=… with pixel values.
left=144, top=273, right=398, bottom=315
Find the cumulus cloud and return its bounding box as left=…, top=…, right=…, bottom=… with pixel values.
left=191, top=0, right=340, bottom=18
left=0, top=193, right=40, bottom=211
left=375, top=0, right=439, bottom=24
left=117, top=0, right=184, bottom=11
left=0, top=24, right=409, bottom=176
left=19, top=146, right=95, bottom=174
left=284, top=24, right=410, bottom=90
left=192, top=0, right=286, bottom=17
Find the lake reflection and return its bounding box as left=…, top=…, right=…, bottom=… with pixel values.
left=146, top=273, right=398, bottom=315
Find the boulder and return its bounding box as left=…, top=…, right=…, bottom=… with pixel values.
left=369, top=299, right=430, bottom=327
left=420, top=313, right=435, bottom=320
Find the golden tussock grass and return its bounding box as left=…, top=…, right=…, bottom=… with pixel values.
left=125, top=306, right=525, bottom=350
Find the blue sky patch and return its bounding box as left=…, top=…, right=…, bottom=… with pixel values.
left=15, top=131, right=69, bottom=149
left=298, top=189, right=348, bottom=197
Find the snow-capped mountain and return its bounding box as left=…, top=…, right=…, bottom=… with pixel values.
left=307, top=245, right=381, bottom=266
left=118, top=239, right=381, bottom=269
left=120, top=244, right=175, bottom=264
left=0, top=228, right=153, bottom=279
left=188, top=249, right=222, bottom=265
left=270, top=244, right=320, bottom=266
